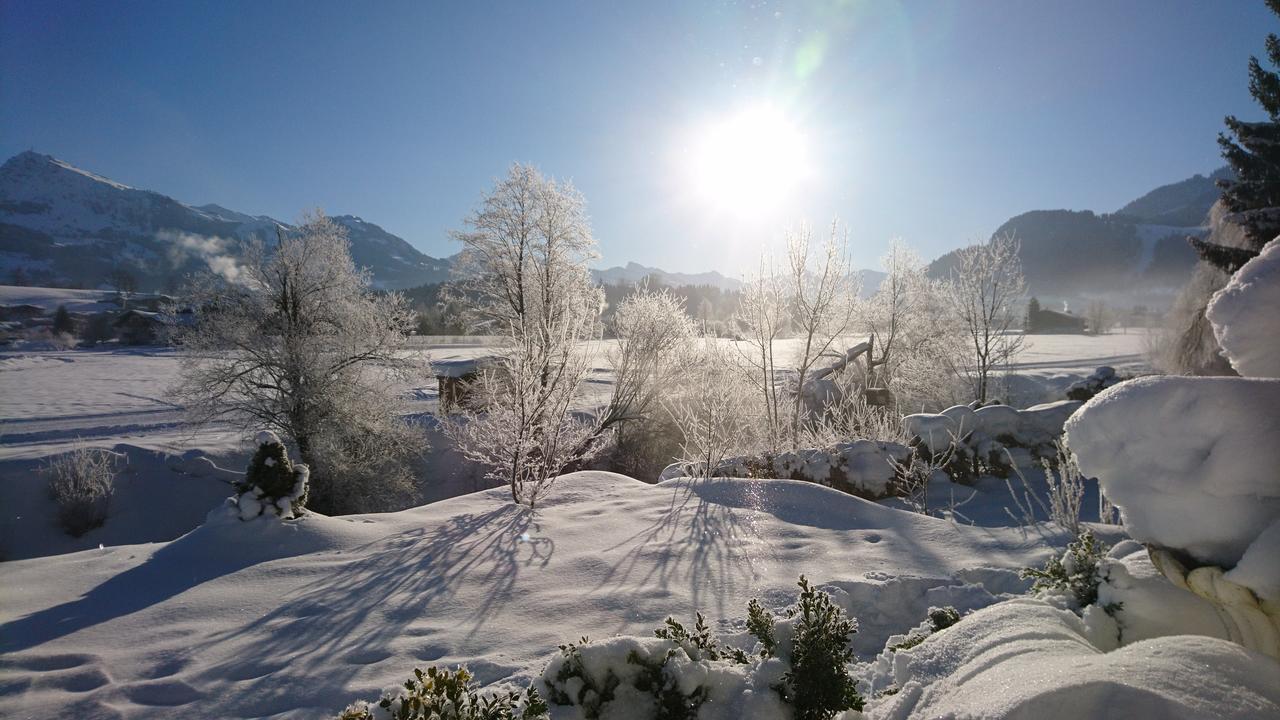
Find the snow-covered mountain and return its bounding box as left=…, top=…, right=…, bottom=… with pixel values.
left=0, top=151, right=452, bottom=290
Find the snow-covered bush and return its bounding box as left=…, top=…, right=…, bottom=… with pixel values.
left=903, top=399, right=1081, bottom=482
left=45, top=444, right=118, bottom=536
left=1068, top=237, right=1280, bottom=660
left=234, top=431, right=309, bottom=520
left=539, top=576, right=864, bottom=720
left=1066, top=375, right=1280, bottom=569
left=869, top=596, right=1280, bottom=719
left=1021, top=530, right=1110, bottom=611
left=1206, top=237, right=1280, bottom=378
left=1064, top=365, right=1124, bottom=402
left=336, top=666, right=548, bottom=720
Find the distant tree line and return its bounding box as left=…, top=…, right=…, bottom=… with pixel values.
left=399, top=277, right=742, bottom=338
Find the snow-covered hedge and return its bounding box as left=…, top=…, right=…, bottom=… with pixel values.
left=233, top=431, right=310, bottom=520
left=661, top=440, right=912, bottom=499
left=1206, top=237, right=1280, bottom=379
left=903, top=400, right=1081, bottom=481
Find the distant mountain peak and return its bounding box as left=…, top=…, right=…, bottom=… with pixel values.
left=1115, top=166, right=1232, bottom=226
left=3, top=150, right=136, bottom=192
left=0, top=151, right=452, bottom=291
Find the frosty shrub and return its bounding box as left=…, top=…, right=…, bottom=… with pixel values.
left=234, top=431, right=310, bottom=520
left=799, top=397, right=907, bottom=451
left=664, top=339, right=763, bottom=479
left=336, top=666, right=548, bottom=720
left=1001, top=440, right=1085, bottom=538
left=1041, top=440, right=1086, bottom=537
left=541, top=575, right=863, bottom=719
left=1021, top=530, right=1110, bottom=610
left=170, top=211, right=424, bottom=515
left=45, top=445, right=118, bottom=536
left=599, top=286, right=697, bottom=478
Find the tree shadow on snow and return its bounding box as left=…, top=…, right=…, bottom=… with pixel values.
left=593, top=478, right=770, bottom=621
left=190, top=504, right=552, bottom=716
left=0, top=530, right=282, bottom=653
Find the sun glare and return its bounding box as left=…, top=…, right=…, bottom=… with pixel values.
left=687, top=104, right=812, bottom=217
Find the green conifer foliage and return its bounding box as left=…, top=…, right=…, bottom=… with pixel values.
left=244, top=437, right=296, bottom=499
left=1211, top=0, right=1280, bottom=268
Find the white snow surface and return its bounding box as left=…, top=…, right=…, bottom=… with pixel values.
left=1206, top=238, right=1280, bottom=378
left=1065, top=375, right=1280, bottom=568
left=1226, top=518, right=1280, bottom=605
left=871, top=597, right=1280, bottom=719
left=0, top=286, right=126, bottom=314
left=903, top=400, right=1080, bottom=455
left=0, top=472, right=1054, bottom=719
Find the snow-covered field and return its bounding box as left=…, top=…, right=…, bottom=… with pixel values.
left=0, top=473, right=1062, bottom=718
left=0, top=333, right=1145, bottom=559
left=0, top=286, right=127, bottom=314
left=4, top=326, right=1275, bottom=719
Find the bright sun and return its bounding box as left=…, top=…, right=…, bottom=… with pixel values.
left=687, top=104, right=812, bottom=217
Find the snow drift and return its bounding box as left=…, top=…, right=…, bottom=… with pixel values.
left=1065, top=375, right=1280, bottom=569
left=1206, top=237, right=1280, bottom=378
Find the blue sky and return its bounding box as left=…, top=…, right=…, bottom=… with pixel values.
left=0, top=1, right=1270, bottom=274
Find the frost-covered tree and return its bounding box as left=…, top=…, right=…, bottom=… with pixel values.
left=170, top=211, right=423, bottom=514
left=1086, top=300, right=1113, bottom=335
left=784, top=222, right=858, bottom=443
left=735, top=221, right=857, bottom=450
left=448, top=164, right=602, bottom=345
left=443, top=165, right=605, bottom=505
left=945, top=233, right=1027, bottom=403
left=447, top=329, right=598, bottom=507
left=861, top=239, right=965, bottom=411
left=736, top=256, right=788, bottom=449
